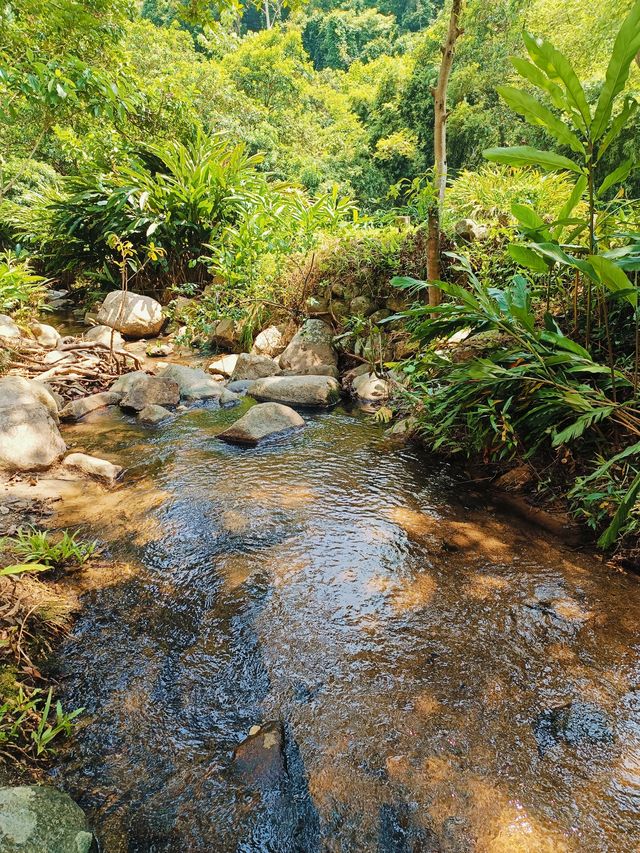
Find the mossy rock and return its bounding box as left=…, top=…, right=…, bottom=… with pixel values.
left=0, top=786, right=93, bottom=853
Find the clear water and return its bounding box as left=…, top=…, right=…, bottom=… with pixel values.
left=50, top=400, right=640, bottom=852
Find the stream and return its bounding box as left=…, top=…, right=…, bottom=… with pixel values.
left=47, top=398, right=640, bottom=852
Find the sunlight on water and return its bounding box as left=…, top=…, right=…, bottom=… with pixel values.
left=47, top=402, right=640, bottom=852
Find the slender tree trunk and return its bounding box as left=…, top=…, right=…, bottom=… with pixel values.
left=428, top=0, right=464, bottom=307
left=264, top=0, right=271, bottom=29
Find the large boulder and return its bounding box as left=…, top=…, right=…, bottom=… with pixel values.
left=96, top=291, right=164, bottom=339
left=0, top=377, right=66, bottom=472
left=60, top=391, right=121, bottom=422
left=278, top=319, right=337, bottom=376
left=0, top=785, right=93, bottom=853
left=60, top=452, right=123, bottom=487
left=30, top=322, right=61, bottom=349
left=218, top=402, right=304, bottom=446
left=230, top=352, right=281, bottom=382
left=119, top=375, right=180, bottom=412
left=0, top=314, right=21, bottom=339
left=248, top=375, right=341, bottom=408
left=157, top=364, right=224, bottom=402
left=84, top=325, right=124, bottom=348
left=251, top=325, right=287, bottom=358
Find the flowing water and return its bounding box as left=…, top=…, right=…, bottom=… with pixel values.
left=48, top=399, right=640, bottom=852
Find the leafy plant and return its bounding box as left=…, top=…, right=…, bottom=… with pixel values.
left=0, top=253, right=46, bottom=313
left=2, top=527, right=99, bottom=571
left=0, top=685, right=83, bottom=760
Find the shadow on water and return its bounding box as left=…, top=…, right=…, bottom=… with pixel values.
left=49, top=401, right=640, bottom=851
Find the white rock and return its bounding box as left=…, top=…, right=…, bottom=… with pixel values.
left=30, top=322, right=61, bottom=348
left=0, top=376, right=66, bottom=471
left=0, top=314, right=21, bottom=339
left=208, top=353, right=239, bottom=378
left=84, top=325, right=124, bottom=348
left=61, top=453, right=123, bottom=486
left=230, top=353, right=281, bottom=381
left=60, top=392, right=122, bottom=422
left=251, top=326, right=286, bottom=358
left=96, top=291, right=164, bottom=338
left=352, top=372, right=392, bottom=402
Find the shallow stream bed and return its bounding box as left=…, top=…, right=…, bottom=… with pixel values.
left=49, top=401, right=640, bottom=852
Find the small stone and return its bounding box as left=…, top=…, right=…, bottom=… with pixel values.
left=120, top=376, right=180, bottom=412
left=0, top=314, right=21, bottom=339
left=146, top=341, right=174, bottom=357
left=84, top=325, right=124, bottom=348
left=350, top=295, right=376, bottom=317
left=220, top=388, right=241, bottom=407
left=30, top=322, right=61, bottom=349
left=233, top=721, right=286, bottom=789
left=248, top=725, right=262, bottom=736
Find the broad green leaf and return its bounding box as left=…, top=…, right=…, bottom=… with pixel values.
left=589, top=255, right=637, bottom=307
left=591, top=0, right=640, bottom=140
left=510, top=57, right=568, bottom=112
left=598, top=97, right=639, bottom=159
left=599, top=470, right=640, bottom=548
left=497, top=86, right=585, bottom=154
left=597, top=158, right=634, bottom=198
left=534, top=243, right=595, bottom=277
left=522, top=32, right=592, bottom=130
left=511, top=203, right=546, bottom=231
left=507, top=244, right=550, bottom=272
left=0, top=563, right=49, bottom=577
left=483, top=146, right=583, bottom=173
left=556, top=175, right=588, bottom=225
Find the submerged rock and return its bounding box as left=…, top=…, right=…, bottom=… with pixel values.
left=230, top=352, right=281, bottom=381
left=60, top=391, right=122, bottom=422
left=248, top=375, right=342, bottom=408
left=61, top=452, right=123, bottom=486
left=278, top=319, right=337, bottom=375
left=252, top=325, right=286, bottom=358
left=97, top=291, right=164, bottom=338
left=0, top=377, right=66, bottom=472
left=218, top=402, right=304, bottom=446
left=226, top=380, right=252, bottom=395
left=0, top=785, right=93, bottom=853
left=533, top=701, right=614, bottom=756
left=233, top=721, right=287, bottom=788
left=158, top=364, right=224, bottom=402
left=119, top=375, right=180, bottom=412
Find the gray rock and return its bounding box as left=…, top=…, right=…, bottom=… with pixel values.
left=230, top=352, right=281, bottom=381
left=0, top=377, right=65, bottom=472
left=0, top=785, right=93, bottom=853
left=84, top=325, right=124, bottom=348
left=251, top=326, right=286, bottom=358
left=281, top=363, right=338, bottom=379
left=218, top=402, right=304, bottom=446
left=138, top=404, right=171, bottom=425
left=248, top=375, right=342, bottom=408
left=120, top=375, right=180, bottom=412
left=60, top=452, right=123, bottom=486
left=60, top=391, right=122, bottom=422
left=278, top=319, right=337, bottom=375
left=97, top=291, right=164, bottom=338
left=0, top=314, right=21, bottom=339
left=352, top=372, right=392, bottom=402
left=220, top=388, right=241, bottom=407
left=146, top=341, right=174, bottom=357
left=158, top=364, right=224, bottom=402
left=109, top=370, right=149, bottom=395
left=30, top=322, right=61, bottom=349
left=208, top=353, right=239, bottom=378
left=369, top=308, right=392, bottom=325
left=226, top=380, right=252, bottom=395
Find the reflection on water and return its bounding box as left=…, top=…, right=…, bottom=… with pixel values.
left=50, top=401, right=640, bottom=851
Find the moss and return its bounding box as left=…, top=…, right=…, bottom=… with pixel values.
left=0, top=665, right=20, bottom=703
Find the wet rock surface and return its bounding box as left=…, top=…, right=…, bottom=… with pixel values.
left=248, top=374, right=342, bottom=408
left=119, top=375, right=180, bottom=412
left=158, top=364, right=224, bottom=402
left=218, top=402, right=304, bottom=446
left=533, top=701, right=614, bottom=755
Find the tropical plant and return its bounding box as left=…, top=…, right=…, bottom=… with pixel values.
left=2, top=527, right=99, bottom=571
left=0, top=685, right=83, bottom=760
left=0, top=254, right=46, bottom=313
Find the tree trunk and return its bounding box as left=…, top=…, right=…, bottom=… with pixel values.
left=264, top=0, right=271, bottom=29
left=428, top=0, right=464, bottom=307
